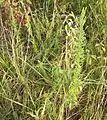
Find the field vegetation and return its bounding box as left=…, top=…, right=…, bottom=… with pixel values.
left=0, top=0, right=107, bottom=120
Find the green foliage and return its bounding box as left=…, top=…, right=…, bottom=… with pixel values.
left=0, top=0, right=107, bottom=120
left=62, top=8, right=86, bottom=107
left=0, top=0, right=4, bottom=6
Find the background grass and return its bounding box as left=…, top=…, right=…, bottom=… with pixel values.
left=0, top=0, right=107, bottom=120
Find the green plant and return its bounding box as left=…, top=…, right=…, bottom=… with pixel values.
left=1, top=0, right=107, bottom=120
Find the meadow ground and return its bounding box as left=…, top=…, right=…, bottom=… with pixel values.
left=0, top=0, right=107, bottom=120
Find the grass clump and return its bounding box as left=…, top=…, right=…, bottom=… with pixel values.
left=0, top=0, right=107, bottom=120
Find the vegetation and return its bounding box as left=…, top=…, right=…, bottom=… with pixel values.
left=0, top=0, right=107, bottom=120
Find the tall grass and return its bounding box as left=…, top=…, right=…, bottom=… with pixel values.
left=0, top=0, right=107, bottom=120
